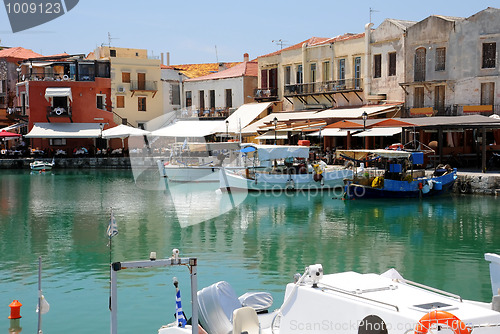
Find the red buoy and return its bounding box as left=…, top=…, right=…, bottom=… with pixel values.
left=8, top=300, right=22, bottom=319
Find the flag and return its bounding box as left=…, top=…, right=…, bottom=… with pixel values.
left=175, top=288, right=187, bottom=328
left=107, top=210, right=118, bottom=239
left=36, top=295, right=50, bottom=315
left=181, top=138, right=188, bottom=151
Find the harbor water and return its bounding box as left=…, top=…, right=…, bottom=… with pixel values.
left=1, top=169, right=500, bottom=333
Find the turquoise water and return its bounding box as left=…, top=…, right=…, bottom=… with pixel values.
left=1, top=169, right=500, bottom=333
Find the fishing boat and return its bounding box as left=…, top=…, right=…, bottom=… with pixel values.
left=158, top=142, right=245, bottom=183
left=219, top=144, right=353, bottom=192
left=110, top=250, right=500, bottom=334
left=30, top=158, right=54, bottom=171
left=338, top=149, right=457, bottom=199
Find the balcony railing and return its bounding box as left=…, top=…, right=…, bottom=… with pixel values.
left=130, top=80, right=157, bottom=91
left=284, top=78, right=363, bottom=96
left=404, top=104, right=499, bottom=117
left=19, top=72, right=96, bottom=82
left=254, top=88, right=278, bottom=101
left=47, top=106, right=72, bottom=117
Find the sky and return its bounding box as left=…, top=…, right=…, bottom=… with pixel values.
left=0, top=0, right=497, bottom=65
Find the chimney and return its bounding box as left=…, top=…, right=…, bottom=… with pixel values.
left=243, top=53, right=249, bottom=62
left=161, top=53, right=164, bottom=65
left=218, top=63, right=227, bottom=72
left=166, top=52, right=170, bottom=66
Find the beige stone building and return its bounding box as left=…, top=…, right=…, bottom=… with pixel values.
left=93, top=46, right=163, bottom=129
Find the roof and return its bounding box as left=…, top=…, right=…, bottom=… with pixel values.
left=167, top=62, right=241, bottom=79
left=385, top=18, right=417, bottom=29
left=326, top=120, right=364, bottom=129
left=0, top=47, right=42, bottom=60
left=309, top=104, right=401, bottom=120
left=185, top=61, right=257, bottom=82
left=241, top=111, right=318, bottom=134
left=258, top=33, right=364, bottom=59
left=25, top=123, right=102, bottom=138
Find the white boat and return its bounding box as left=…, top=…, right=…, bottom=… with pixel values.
left=148, top=251, right=500, bottom=334
left=158, top=142, right=245, bottom=183
left=219, top=144, right=353, bottom=192
left=30, top=158, right=54, bottom=171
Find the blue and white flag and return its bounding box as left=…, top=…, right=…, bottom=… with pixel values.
left=106, top=210, right=118, bottom=239
left=181, top=138, right=188, bottom=151
left=175, top=288, right=187, bottom=328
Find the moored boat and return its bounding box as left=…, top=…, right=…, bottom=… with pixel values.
left=338, top=149, right=457, bottom=199
left=219, top=144, right=353, bottom=192
left=30, top=158, right=54, bottom=171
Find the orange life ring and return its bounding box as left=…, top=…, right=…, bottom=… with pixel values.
left=415, top=310, right=471, bottom=334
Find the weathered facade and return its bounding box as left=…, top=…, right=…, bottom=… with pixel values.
left=402, top=7, right=500, bottom=117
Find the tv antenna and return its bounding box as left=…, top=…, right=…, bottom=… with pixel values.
left=369, top=7, right=379, bottom=23
left=272, top=39, right=289, bottom=50
left=102, top=32, right=119, bottom=47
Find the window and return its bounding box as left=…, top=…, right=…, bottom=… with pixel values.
left=260, top=69, right=268, bottom=89
left=296, top=65, right=303, bottom=84
left=373, top=54, right=381, bottom=78
left=171, top=83, right=180, bottom=105
left=354, top=57, right=361, bottom=89
left=225, top=89, right=232, bottom=108
left=481, top=82, right=495, bottom=105
left=323, top=61, right=330, bottom=82
left=388, top=52, right=396, bottom=76
left=122, top=72, right=130, bottom=83
left=284, top=66, right=291, bottom=85
left=49, top=139, right=66, bottom=146
left=110, top=49, right=116, bottom=57
left=435, top=48, right=446, bottom=71
left=414, top=87, right=424, bottom=108
left=434, top=86, right=445, bottom=111
left=415, top=48, right=426, bottom=82
left=186, top=91, right=192, bottom=107
left=0, top=79, right=6, bottom=93
left=138, top=97, right=146, bottom=111
left=199, top=90, right=205, bottom=111
left=96, top=94, right=106, bottom=110
left=209, top=90, right=215, bottom=110
left=310, top=63, right=316, bottom=82
left=116, top=95, right=125, bottom=108
left=482, top=43, right=496, bottom=69
left=261, top=68, right=278, bottom=89
left=338, top=59, right=345, bottom=80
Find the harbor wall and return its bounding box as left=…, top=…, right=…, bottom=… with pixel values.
left=455, top=173, right=500, bottom=196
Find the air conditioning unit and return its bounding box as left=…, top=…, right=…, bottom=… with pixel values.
left=117, top=87, right=126, bottom=93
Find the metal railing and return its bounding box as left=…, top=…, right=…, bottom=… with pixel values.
left=130, top=80, right=157, bottom=91
left=18, top=72, right=96, bottom=82
left=404, top=104, right=499, bottom=117
left=284, top=78, right=363, bottom=96
left=46, top=106, right=72, bottom=117
left=254, top=88, right=278, bottom=100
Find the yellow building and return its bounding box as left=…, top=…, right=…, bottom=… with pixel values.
left=93, top=46, right=163, bottom=129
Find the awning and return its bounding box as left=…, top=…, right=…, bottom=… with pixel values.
left=25, top=123, right=102, bottom=138
left=309, top=105, right=399, bottom=119
left=151, top=120, right=225, bottom=138
left=254, top=131, right=289, bottom=140
left=216, top=102, right=272, bottom=133
left=45, top=87, right=72, bottom=102
left=352, top=127, right=402, bottom=137
left=308, top=128, right=350, bottom=137
left=250, top=144, right=309, bottom=160
left=101, top=124, right=150, bottom=139
left=0, top=123, right=26, bottom=131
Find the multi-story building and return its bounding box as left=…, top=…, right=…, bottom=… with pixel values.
left=182, top=53, right=257, bottom=118
left=18, top=54, right=114, bottom=152
left=93, top=46, right=163, bottom=130
left=402, top=7, right=500, bottom=117
left=256, top=34, right=367, bottom=111
left=0, top=47, right=42, bottom=128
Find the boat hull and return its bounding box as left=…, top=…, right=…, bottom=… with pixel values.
left=30, top=162, right=54, bottom=171
left=346, top=170, right=457, bottom=199
left=220, top=168, right=353, bottom=192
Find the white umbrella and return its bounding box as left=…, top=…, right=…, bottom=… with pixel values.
left=101, top=124, right=150, bottom=139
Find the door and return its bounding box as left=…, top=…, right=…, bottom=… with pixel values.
left=354, top=57, right=361, bottom=89
left=138, top=73, right=146, bottom=90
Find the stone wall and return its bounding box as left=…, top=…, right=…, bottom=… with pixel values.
left=0, top=157, right=131, bottom=169
left=455, top=173, right=500, bottom=196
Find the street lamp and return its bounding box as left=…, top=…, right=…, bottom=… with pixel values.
left=225, top=120, right=229, bottom=142
left=362, top=111, right=368, bottom=149
left=273, top=117, right=278, bottom=145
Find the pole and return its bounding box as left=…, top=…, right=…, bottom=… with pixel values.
left=190, top=259, right=198, bottom=334
left=110, top=263, right=117, bottom=334
left=37, top=256, right=42, bottom=334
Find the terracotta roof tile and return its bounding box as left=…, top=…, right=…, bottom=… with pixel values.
left=0, top=47, right=42, bottom=60
left=185, top=61, right=257, bottom=81
left=169, top=62, right=240, bottom=79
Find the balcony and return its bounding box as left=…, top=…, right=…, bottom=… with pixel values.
left=6, top=107, right=27, bottom=122
left=19, top=72, right=96, bottom=82
left=46, top=106, right=73, bottom=122
left=285, top=78, right=363, bottom=96
left=254, top=88, right=278, bottom=102
left=130, top=80, right=158, bottom=98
